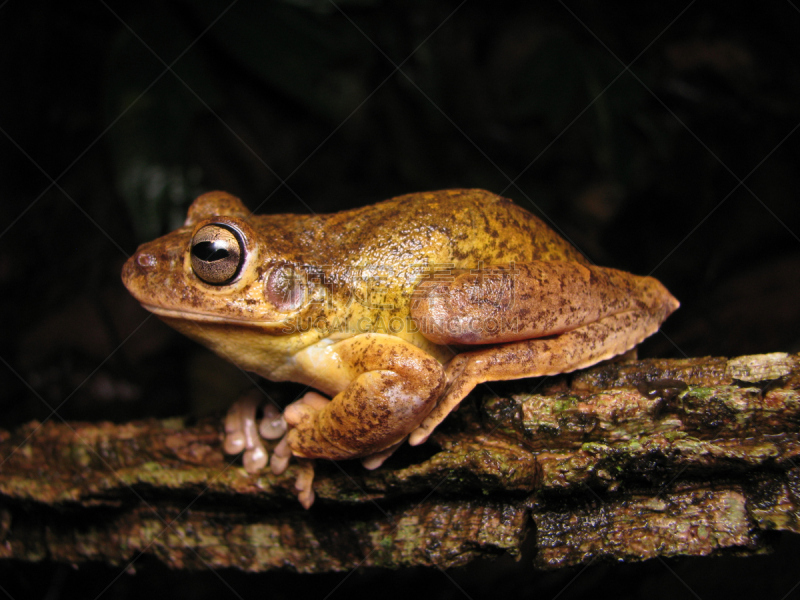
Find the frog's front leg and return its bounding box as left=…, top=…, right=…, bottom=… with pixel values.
left=271, top=333, right=446, bottom=507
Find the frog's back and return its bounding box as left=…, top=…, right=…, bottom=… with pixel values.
left=319, top=188, right=588, bottom=268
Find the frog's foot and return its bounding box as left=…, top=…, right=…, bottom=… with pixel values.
left=270, top=392, right=330, bottom=466
left=271, top=436, right=394, bottom=506
left=283, top=391, right=332, bottom=427
left=258, top=402, right=288, bottom=440
left=224, top=392, right=286, bottom=473
left=294, top=458, right=316, bottom=509
left=269, top=438, right=317, bottom=508
left=268, top=392, right=329, bottom=508
left=361, top=437, right=406, bottom=470
left=270, top=391, right=330, bottom=475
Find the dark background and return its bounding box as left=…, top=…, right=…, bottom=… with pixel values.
left=2, top=1, right=800, bottom=598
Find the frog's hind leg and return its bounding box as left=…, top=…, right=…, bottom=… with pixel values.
left=408, top=263, right=679, bottom=445
left=410, top=309, right=663, bottom=445
left=411, top=261, right=678, bottom=346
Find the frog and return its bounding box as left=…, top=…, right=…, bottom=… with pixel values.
left=121, top=188, right=679, bottom=508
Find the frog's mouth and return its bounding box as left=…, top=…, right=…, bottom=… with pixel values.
left=141, top=304, right=285, bottom=326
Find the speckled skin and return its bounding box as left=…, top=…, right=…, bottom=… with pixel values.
left=122, top=188, right=678, bottom=508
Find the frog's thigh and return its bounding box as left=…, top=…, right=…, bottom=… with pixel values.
left=409, top=308, right=667, bottom=446
left=287, top=333, right=446, bottom=460
left=411, top=261, right=678, bottom=345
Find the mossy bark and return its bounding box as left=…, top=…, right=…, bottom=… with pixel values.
left=1, top=352, right=799, bottom=571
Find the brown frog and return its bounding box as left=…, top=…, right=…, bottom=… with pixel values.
left=121, top=188, right=678, bottom=507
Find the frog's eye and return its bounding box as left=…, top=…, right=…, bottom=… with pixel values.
left=190, top=224, right=245, bottom=285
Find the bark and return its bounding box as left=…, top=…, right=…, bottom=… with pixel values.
left=1, top=352, right=799, bottom=571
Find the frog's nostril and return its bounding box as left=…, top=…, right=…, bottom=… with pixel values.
left=136, top=252, right=157, bottom=268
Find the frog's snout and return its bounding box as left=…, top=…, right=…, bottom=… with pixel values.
left=121, top=248, right=160, bottom=298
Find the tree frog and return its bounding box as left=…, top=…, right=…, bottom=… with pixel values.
left=122, top=189, right=678, bottom=507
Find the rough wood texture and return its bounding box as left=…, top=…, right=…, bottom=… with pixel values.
left=1, top=352, right=799, bottom=571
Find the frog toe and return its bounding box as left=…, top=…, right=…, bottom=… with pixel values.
left=223, top=398, right=250, bottom=454
left=242, top=444, right=269, bottom=472
left=224, top=394, right=271, bottom=472
left=223, top=429, right=246, bottom=455
left=258, top=403, right=287, bottom=439
left=270, top=435, right=292, bottom=475
left=283, top=391, right=331, bottom=426
left=294, top=459, right=316, bottom=509
left=361, top=438, right=406, bottom=470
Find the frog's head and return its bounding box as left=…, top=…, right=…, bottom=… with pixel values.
left=122, top=191, right=312, bottom=338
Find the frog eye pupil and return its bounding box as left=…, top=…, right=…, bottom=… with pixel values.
left=191, top=241, right=230, bottom=263
left=190, top=224, right=244, bottom=285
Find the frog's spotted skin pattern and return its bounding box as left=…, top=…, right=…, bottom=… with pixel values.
left=122, top=189, right=679, bottom=508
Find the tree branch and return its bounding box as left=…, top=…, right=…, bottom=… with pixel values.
left=1, top=352, right=798, bottom=571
